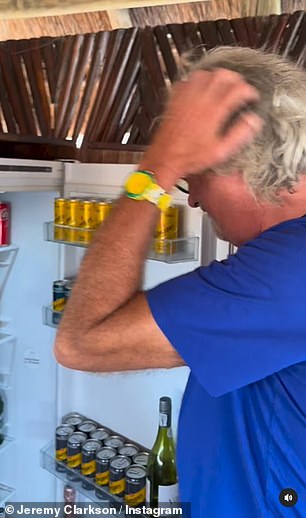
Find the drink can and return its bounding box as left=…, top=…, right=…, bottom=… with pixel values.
left=54, top=198, right=67, bottom=225
left=0, top=202, right=10, bottom=246
left=109, top=455, right=131, bottom=497
left=81, top=439, right=102, bottom=489
left=55, top=425, right=74, bottom=471
left=132, top=452, right=149, bottom=467
left=95, top=446, right=117, bottom=487
left=90, top=428, right=110, bottom=443
left=154, top=206, right=179, bottom=255
left=67, top=431, right=87, bottom=469
left=104, top=435, right=125, bottom=451
left=64, top=282, right=73, bottom=303
left=66, top=198, right=82, bottom=243
left=62, top=412, right=85, bottom=428
left=77, top=420, right=97, bottom=437
left=125, top=465, right=146, bottom=507
left=53, top=280, right=65, bottom=325
left=118, top=444, right=139, bottom=459
left=79, top=200, right=95, bottom=244
left=94, top=200, right=113, bottom=228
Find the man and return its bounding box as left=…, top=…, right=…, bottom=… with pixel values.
left=55, top=47, right=306, bottom=516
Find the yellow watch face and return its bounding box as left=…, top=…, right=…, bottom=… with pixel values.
left=125, top=172, right=153, bottom=197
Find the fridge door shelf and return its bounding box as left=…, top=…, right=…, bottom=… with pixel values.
left=0, top=333, right=16, bottom=389
left=44, top=222, right=199, bottom=263
left=0, top=482, right=16, bottom=506
left=43, top=305, right=62, bottom=328
left=41, top=441, right=146, bottom=514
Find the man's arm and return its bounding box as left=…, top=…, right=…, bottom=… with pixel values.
left=55, top=69, right=262, bottom=372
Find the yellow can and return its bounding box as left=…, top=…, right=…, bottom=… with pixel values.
left=94, top=200, right=113, bottom=229
left=79, top=199, right=95, bottom=244
left=65, top=198, right=82, bottom=243
left=54, top=197, right=67, bottom=241
left=54, top=198, right=67, bottom=225
left=154, top=206, right=179, bottom=255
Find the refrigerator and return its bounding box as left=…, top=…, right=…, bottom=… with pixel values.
left=0, top=158, right=230, bottom=506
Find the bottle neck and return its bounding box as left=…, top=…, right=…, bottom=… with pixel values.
left=159, top=410, right=171, bottom=429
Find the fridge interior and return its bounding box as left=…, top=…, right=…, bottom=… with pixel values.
left=0, top=162, right=231, bottom=504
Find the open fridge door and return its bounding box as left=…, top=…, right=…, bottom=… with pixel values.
left=41, top=162, right=231, bottom=504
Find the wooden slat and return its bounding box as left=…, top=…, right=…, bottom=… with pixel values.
left=8, top=40, right=37, bottom=134
left=58, top=33, right=95, bottom=139
left=114, top=87, right=140, bottom=143
left=216, top=18, right=237, bottom=45
left=244, top=16, right=260, bottom=47
left=99, top=31, right=141, bottom=141
left=268, top=12, right=292, bottom=52
left=278, top=10, right=305, bottom=56
left=40, top=37, right=58, bottom=103
left=198, top=20, right=223, bottom=48
left=0, top=62, right=17, bottom=133
left=54, top=35, right=84, bottom=138
left=93, top=28, right=139, bottom=141
left=154, top=25, right=178, bottom=82
left=230, top=17, right=251, bottom=46
left=288, top=12, right=306, bottom=62
left=72, top=31, right=109, bottom=141
left=140, top=27, right=166, bottom=95
left=257, top=14, right=283, bottom=48
left=21, top=39, right=51, bottom=136
left=0, top=43, right=28, bottom=134
left=84, top=29, right=126, bottom=142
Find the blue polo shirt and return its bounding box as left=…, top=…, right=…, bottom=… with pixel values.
left=146, top=217, right=306, bottom=517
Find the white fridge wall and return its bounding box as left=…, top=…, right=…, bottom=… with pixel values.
left=0, top=191, right=59, bottom=501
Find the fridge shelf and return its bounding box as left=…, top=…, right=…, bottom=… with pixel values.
left=44, top=222, right=199, bottom=263
left=43, top=305, right=62, bottom=328
left=0, top=333, right=16, bottom=389
left=40, top=441, right=146, bottom=515
left=0, top=482, right=15, bottom=506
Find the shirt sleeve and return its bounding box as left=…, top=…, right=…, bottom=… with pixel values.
left=146, top=231, right=306, bottom=397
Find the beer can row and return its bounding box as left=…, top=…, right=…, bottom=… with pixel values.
left=55, top=412, right=149, bottom=506
left=54, top=196, right=181, bottom=255
left=54, top=197, right=113, bottom=244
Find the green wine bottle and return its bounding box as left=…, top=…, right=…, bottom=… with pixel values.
left=146, top=396, right=179, bottom=507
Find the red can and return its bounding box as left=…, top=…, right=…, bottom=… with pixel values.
left=0, top=202, right=10, bottom=246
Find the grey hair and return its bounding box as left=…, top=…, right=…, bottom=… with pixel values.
left=179, top=46, right=306, bottom=201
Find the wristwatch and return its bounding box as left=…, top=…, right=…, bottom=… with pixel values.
left=124, top=170, right=172, bottom=212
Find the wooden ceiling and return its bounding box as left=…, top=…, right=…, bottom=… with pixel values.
left=0, top=1, right=305, bottom=40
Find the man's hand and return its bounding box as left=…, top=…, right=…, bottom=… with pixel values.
left=139, top=69, right=263, bottom=190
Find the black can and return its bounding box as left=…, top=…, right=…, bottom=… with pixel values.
left=109, top=455, right=131, bottom=497
left=62, top=412, right=85, bottom=428
left=77, top=420, right=97, bottom=436
left=104, top=435, right=125, bottom=452
left=125, top=464, right=147, bottom=507
left=66, top=431, right=87, bottom=482
left=81, top=439, right=102, bottom=490
left=55, top=424, right=74, bottom=472
left=90, top=427, right=110, bottom=443
left=53, top=280, right=66, bottom=324
left=95, top=446, right=117, bottom=487
left=67, top=431, right=87, bottom=469
left=132, top=452, right=150, bottom=467
left=118, top=444, right=139, bottom=459
left=64, top=282, right=73, bottom=302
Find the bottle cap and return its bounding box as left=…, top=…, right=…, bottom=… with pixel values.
left=159, top=396, right=171, bottom=414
